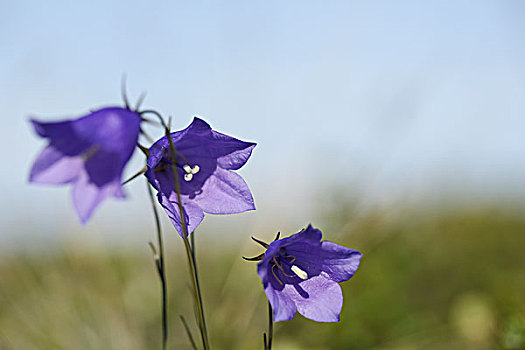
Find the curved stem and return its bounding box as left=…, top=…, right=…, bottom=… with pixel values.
left=166, top=132, right=211, bottom=350
left=140, top=109, right=168, bottom=130
left=146, top=181, right=168, bottom=350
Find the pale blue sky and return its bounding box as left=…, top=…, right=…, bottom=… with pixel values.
left=1, top=1, right=524, bottom=246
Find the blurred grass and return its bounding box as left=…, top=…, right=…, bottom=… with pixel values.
left=1, top=203, right=524, bottom=349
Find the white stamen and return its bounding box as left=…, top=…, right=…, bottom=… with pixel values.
left=182, top=164, right=200, bottom=181
left=291, top=265, right=308, bottom=280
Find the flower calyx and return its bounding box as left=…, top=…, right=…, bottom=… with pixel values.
left=242, top=232, right=281, bottom=261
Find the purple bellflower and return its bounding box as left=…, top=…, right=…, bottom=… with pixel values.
left=29, top=107, right=142, bottom=223
left=253, top=225, right=362, bottom=322
left=145, top=117, right=256, bottom=236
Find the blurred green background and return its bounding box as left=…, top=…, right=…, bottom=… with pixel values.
left=2, top=1, right=525, bottom=349
left=1, top=199, right=524, bottom=349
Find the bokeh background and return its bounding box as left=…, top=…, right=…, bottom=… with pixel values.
left=1, top=1, right=524, bottom=349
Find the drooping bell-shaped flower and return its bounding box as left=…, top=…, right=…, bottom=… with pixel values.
left=29, top=107, right=142, bottom=223
left=254, top=225, right=362, bottom=322
left=145, top=117, right=256, bottom=236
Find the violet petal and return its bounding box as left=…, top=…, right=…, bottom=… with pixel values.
left=72, top=173, right=124, bottom=224
left=29, top=146, right=83, bottom=184
left=158, top=193, right=205, bottom=236
left=264, top=284, right=297, bottom=322
left=193, top=168, right=255, bottom=214
left=319, top=241, right=363, bottom=283
left=293, top=274, right=343, bottom=322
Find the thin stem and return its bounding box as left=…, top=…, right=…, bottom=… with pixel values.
left=266, top=302, right=274, bottom=350
left=189, top=231, right=200, bottom=307
left=140, top=109, right=168, bottom=129
left=146, top=181, right=168, bottom=350
left=166, top=131, right=211, bottom=350
left=122, top=165, right=147, bottom=186
left=135, top=91, right=147, bottom=111
left=190, top=231, right=196, bottom=259
left=180, top=315, right=198, bottom=350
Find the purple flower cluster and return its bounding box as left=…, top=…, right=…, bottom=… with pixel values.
left=30, top=104, right=257, bottom=233
left=29, top=96, right=362, bottom=336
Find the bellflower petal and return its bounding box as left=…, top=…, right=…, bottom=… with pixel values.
left=216, top=140, right=256, bottom=170
left=31, top=119, right=91, bottom=156
left=318, top=241, right=362, bottom=283
left=192, top=168, right=255, bottom=214
left=157, top=193, right=205, bottom=235
left=30, top=146, right=84, bottom=184
left=72, top=174, right=123, bottom=224
left=29, top=107, right=141, bottom=223
left=145, top=117, right=255, bottom=236
left=292, top=275, right=343, bottom=322
left=256, top=225, right=362, bottom=322
left=264, top=284, right=297, bottom=322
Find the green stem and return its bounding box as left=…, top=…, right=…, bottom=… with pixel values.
left=190, top=231, right=196, bottom=260
left=180, top=315, right=198, bottom=350
left=146, top=181, right=168, bottom=350
left=167, top=132, right=211, bottom=350
left=264, top=302, right=273, bottom=350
